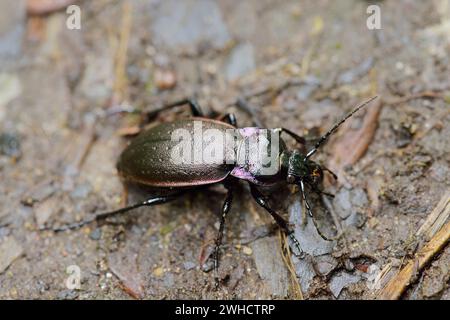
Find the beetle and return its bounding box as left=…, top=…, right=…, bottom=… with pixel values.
left=48, top=96, right=377, bottom=284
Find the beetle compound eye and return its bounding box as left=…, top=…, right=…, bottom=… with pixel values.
left=312, top=168, right=321, bottom=177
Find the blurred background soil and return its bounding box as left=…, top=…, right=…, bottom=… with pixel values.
left=0, top=0, right=449, bottom=299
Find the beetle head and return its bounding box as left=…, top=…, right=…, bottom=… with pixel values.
left=286, top=150, right=323, bottom=187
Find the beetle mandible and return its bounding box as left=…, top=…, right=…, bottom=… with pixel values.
left=49, top=96, right=378, bottom=285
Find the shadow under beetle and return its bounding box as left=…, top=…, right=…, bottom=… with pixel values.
left=49, top=95, right=377, bottom=285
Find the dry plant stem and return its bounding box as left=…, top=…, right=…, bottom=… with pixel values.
left=376, top=192, right=450, bottom=300
left=382, top=91, right=444, bottom=105
left=279, top=230, right=303, bottom=300
left=73, top=119, right=97, bottom=171
left=27, top=0, right=79, bottom=15
left=416, top=190, right=450, bottom=240
left=112, top=1, right=132, bottom=105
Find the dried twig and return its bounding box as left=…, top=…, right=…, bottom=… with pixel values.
left=112, top=1, right=132, bottom=105
left=376, top=191, right=450, bottom=300
left=416, top=190, right=450, bottom=240
left=382, top=91, right=444, bottom=106
left=27, top=0, right=79, bottom=16
left=279, top=230, right=304, bottom=300
left=72, top=117, right=98, bottom=171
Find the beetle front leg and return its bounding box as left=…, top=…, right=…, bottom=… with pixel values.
left=212, top=182, right=234, bottom=288
left=248, top=183, right=303, bottom=257
left=322, top=165, right=338, bottom=181
left=44, top=193, right=182, bottom=232
left=299, top=181, right=332, bottom=241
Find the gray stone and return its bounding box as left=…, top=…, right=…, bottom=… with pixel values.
left=333, top=187, right=368, bottom=221
left=163, top=272, right=175, bottom=288
left=70, top=183, right=92, bottom=199
left=315, top=255, right=339, bottom=276
left=0, top=236, right=24, bottom=273
left=34, top=197, right=58, bottom=226
left=289, top=200, right=335, bottom=256
left=329, top=272, right=361, bottom=298
left=252, top=236, right=289, bottom=298
left=296, top=75, right=321, bottom=102
left=76, top=52, right=114, bottom=106
left=89, top=228, right=102, bottom=241
left=57, top=289, right=79, bottom=300
left=0, top=1, right=25, bottom=62
left=183, top=261, right=196, bottom=271
left=337, top=57, right=374, bottom=84
left=151, top=0, right=231, bottom=54
left=225, top=43, right=255, bottom=81
left=293, top=256, right=316, bottom=292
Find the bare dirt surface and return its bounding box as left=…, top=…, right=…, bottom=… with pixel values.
left=0, top=0, right=449, bottom=299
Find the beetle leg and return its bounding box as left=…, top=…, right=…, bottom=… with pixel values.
left=213, top=182, right=234, bottom=288
left=218, top=113, right=237, bottom=126
left=235, top=98, right=264, bottom=127
left=277, top=128, right=307, bottom=145
left=248, top=183, right=304, bottom=257
left=45, top=193, right=182, bottom=232
left=309, top=184, right=335, bottom=198
left=299, top=181, right=332, bottom=241
left=299, top=181, right=314, bottom=217
left=145, top=98, right=204, bottom=121
left=322, top=166, right=338, bottom=181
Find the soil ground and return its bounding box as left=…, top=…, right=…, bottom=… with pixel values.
left=0, top=0, right=449, bottom=299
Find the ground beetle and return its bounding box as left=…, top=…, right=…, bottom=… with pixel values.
left=50, top=96, right=377, bottom=284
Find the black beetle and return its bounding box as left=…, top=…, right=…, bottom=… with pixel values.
left=50, top=96, right=377, bottom=283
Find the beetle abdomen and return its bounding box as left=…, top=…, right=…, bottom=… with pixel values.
left=117, top=118, right=236, bottom=187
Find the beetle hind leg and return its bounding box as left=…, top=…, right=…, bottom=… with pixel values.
left=212, top=182, right=234, bottom=289
left=43, top=193, right=182, bottom=232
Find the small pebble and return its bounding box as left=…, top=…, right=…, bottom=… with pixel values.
left=183, top=261, right=196, bottom=271
left=0, top=237, right=23, bottom=274
left=89, top=228, right=102, bottom=241
left=0, top=132, right=21, bottom=159
left=57, top=289, right=79, bottom=300
left=242, top=246, right=253, bottom=255
left=153, top=266, right=164, bottom=277
left=154, top=69, right=176, bottom=90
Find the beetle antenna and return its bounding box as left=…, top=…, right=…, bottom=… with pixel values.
left=305, top=96, right=378, bottom=159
